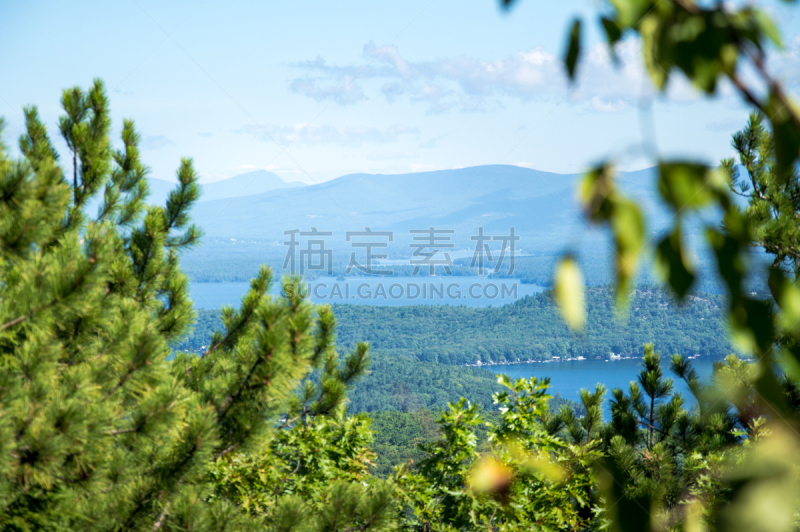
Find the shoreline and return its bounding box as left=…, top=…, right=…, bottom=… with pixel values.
left=463, top=353, right=724, bottom=368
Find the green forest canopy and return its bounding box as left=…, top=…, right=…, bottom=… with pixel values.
left=179, top=287, right=733, bottom=366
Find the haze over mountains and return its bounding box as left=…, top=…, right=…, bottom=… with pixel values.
left=188, top=164, right=676, bottom=252
left=146, top=170, right=304, bottom=206
left=173, top=164, right=761, bottom=293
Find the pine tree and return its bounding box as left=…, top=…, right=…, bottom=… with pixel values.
left=723, top=112, right=800, bottom=278
left=0, top=80, right=394, bottom=532
left=596, top=344, right=795, bottom=518
left=561, top=384, right=606, bottom=445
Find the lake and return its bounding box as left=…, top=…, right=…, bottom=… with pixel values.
left=190, top=277, right=545, bottom=309
left=493, top=357, right=718, bottom=417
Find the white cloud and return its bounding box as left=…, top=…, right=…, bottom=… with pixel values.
left=590, top=97, right=627, bottom=113
left=140, top=134, right=176, bottom=149
left=418, top=137, right=438, bottom=149
left=769, top=34, right=800, bottom=89
left=418, top=48, right=563, bottom=99
left=289, top=76, right=367, bottom=105
left=289, top=39, right=652, bottom=113
left=289, top=35, right=800, bottom=114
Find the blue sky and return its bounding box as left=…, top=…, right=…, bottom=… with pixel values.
left=2, top=0, right=800, bottom=184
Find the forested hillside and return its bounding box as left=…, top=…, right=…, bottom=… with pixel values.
left=175, top=286, right=732, bottom=419
left=179, top=287, right=732, bottom=365
left=333, top=288, right=731, bottom=364
left=347, top=355, right=501, bottom=412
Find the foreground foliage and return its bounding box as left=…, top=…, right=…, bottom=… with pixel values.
left=7, top=0, right=800, bottom=526
left=529, top=0, right=800, bottom=528
left=0, top=82, right=393, bottom=531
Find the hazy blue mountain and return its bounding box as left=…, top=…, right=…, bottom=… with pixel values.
left=189, top=165, right=673, bottom=252
left=148, top=170, right=303, bottom=205
left=179, top=164, right=767, bottom=292
left=197, top=170, right=304, bottom=202
left=87, top=170, right=304, bottom=217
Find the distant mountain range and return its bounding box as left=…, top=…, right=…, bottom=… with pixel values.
left=146, top=170, right=304, bottom=206
left=166, top=164, right=763, bottom=292
left=186, top=164, right=679, bottom=252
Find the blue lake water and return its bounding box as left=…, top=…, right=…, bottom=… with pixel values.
left=190, top=277, right=545, bottom=309
left=492, top=357, right=717, bottom=416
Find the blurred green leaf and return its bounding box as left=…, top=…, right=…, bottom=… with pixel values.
left=766, top=93, right=800, bottom=185
left=655, top=224, right=695, bottom=299
left=640, top=14, right=668, bottom=90
left=609, top=0, right=653, bottom=28
left=554, top=255, right=586, bottom=331
left=578, top=163, right=615, bottom=222
left=705, top=224, right=746, bottom=302
left=673, top=16, right=738, bottom=94
left=780, top=285, right=800, bottom=338
left=639, top=8, right=751, bottom=95
left=754, top=10, right=782, bottom=47
left=753, top=362, right=789, bottom=413
left=718, top=425, right=800, bottom=532
left=601, top=17, right=622, bottom=46
left=658, top=162, right=727, bottom=211
left=780, top=345, right=800, bottom=383
left=601, top=17, right=622, bottom=64
left=707, top=215, right=775, bottom=354
left=579, top=164, right=644, bottom=308
left=610, top=198, right=645, bottom=307
left=564, top=19, right=582, bottom=81
left=735, top=298, right=774, bottom=355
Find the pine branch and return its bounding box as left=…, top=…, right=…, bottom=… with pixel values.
left=103, top=363, right=138, bottom=400
left=213, top=444, right=237, bottom=462
left=216, top=348, right=273, bottom=419
left=0, top=314, right=26, bottom=330
left=151, top=504, right=170, bottom=531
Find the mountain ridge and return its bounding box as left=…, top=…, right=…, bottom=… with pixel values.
left=147, top=169, right=304, bottom=205
left=188, top=164, right=666, bottom=249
